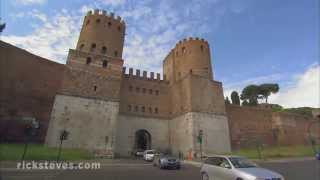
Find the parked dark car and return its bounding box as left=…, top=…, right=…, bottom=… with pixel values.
left=153, top=154, right=181, bottom=169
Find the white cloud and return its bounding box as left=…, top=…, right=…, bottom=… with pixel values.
left=2, top=10, right=81, bottom=64
left=223, top=73, right=285, bottom=98
left=269, top=64, right=320, bottom=108
left=223, top=64, right=320, bottom=108
left=3, top=0, right=249, bottom=72
left=15, top=0, right=46, bottom=5
left=100, top=0, right=126, bottom=7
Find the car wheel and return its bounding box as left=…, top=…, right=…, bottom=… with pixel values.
left=201, top=172, right=209, bottom=180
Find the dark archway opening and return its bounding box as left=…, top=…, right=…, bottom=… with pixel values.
left=135, top=129, right=151, bottom=151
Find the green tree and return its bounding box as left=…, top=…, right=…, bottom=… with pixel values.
left=259, top=83, right=279, bottom=103
left=240, top=85, right=260, bottom=106
left=242, top=100, right=249, bottom=106
left=231, top=91, right=240, bottom=105
left=225, top=97, right=231, bottom=105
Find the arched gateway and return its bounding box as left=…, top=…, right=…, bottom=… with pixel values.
left=134, top=129, right=151, bottom=151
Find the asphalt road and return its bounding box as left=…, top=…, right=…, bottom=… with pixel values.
left=1, top=159, right=319, bottom=180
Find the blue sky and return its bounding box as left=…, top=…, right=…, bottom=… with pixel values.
left=1, top=0, right=319, bottom=108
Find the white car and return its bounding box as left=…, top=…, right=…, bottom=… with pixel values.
left=200, top=155, right=285, bottom=180
left=143, top=150, right=156, bottom=161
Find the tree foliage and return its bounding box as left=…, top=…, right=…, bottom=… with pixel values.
left=231, top=91, right=240, bottom=105
left=259, top=83, right=279, bottom=103
left=225, top=97, right=231, bottom=105
left=240, top=85, right=259, bottom=106
left=240, top=83, right=279, bottom=106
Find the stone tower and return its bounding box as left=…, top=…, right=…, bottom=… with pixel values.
left=45, top=9, right=126, bottom=156
left=76, top=9, right=125, bottom=58
left=164, top=37, right=231, bottom=156
left=163, top=38, right=213, bottom=83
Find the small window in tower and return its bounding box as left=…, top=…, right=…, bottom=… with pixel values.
left=182, top=47, right=186, bottom=54
left=79, top=44, right=84, bottom=50
left=86, top=20, right=90, bottom=26
left=129, top=86, right=133, bottom=92
left=200, top=45, right=204, bottom=52
left=91, top=43, right=96, bottom=52
left=149, top=89, right=153, bottom=95
left=155, top=90, right=159, bottom=96
left=96, top=19, right=101, bottom=23
left=101, top=46, right=107, bottom=54
left=149, top=107, right=152, bottom=113
left=108, top=22, right=112, bottom=27
left=93, top=86, right=97, bottom=91
left=142, top=88, right=146, bottom=93
left=176, top=51, right=178, bottom=57
left=114, top=51, right=118, bottom=57
left=118, top=26, right=121, bottom=32
left=142, top=106, right=145, bottom=112
left=86, top=57, right=92, bottom=65
left=190, top=69, right=193, bottom=74
left=136, top=87, right=140, bottom=93
left=102, top=60, right=108, bottom=68
left=155, top=108, right=158, bottom=114
left=135, top=106, right=138, bottom=112
left=128, top=105, right=132, bottom=111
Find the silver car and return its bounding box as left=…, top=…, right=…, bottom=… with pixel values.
left=153, top=154, right=181, bottom=169
left=200, top=155, right=285, bottom=180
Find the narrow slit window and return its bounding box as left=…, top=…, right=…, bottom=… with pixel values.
left=114, top=51, right=118, bottom=57
left=102, top=60, right=108, bottom=68
left=91, top=43, right=96, bottom=52
left=101, top=46, right=107, bottom=54
left=86, top=57, right=92, bottom=65
left=93, top=86, right=97, bottom=91
left=79, top=44, right=84, bottom=50
left=155, top=108, right=158, bottom=114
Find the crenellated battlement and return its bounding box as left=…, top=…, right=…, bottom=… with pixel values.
left=122, top=67, right=168, bottom=82
left=86, top=9, right=125, bottom=25
left=174, top=37, right=209, bottom=48
left=76, top=9, right=126, bottom=59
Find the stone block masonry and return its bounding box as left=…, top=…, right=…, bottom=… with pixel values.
left=45, top=94, right=119, bottom=153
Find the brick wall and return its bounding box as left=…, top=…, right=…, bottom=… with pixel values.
left=227, top=104, right=319, bottom=149
left=0, top=41, right=64, bottom=142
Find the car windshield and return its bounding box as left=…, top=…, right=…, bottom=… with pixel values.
left=229, top=157, right=257, bottom=168
left=146, top=151, right=154, bottom=154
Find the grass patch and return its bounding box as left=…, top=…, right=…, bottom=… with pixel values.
left=0, top=143, right=93, bottom=161
left=230, top=145, right=320, bottom=159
